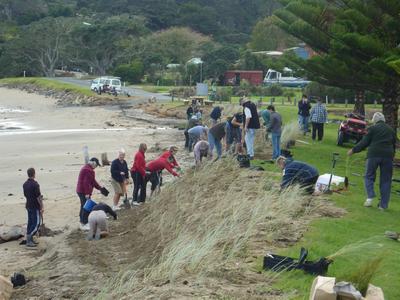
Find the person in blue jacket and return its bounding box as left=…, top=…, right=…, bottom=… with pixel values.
left=210, top=106, right=224, bottom=126
left=276, top=156, right=319, bottom=194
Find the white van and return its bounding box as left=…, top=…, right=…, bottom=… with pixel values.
left=90, top=77, right=122, bottom=93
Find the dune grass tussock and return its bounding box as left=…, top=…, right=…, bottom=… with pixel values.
left=96, top=158, right=313, bottom=298
left=0, top=77, right=93, bottom=96
left=280, top=121, right=301, bottom=147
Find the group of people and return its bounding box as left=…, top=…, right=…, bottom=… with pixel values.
left=76, top=146, right=181, bottom=231
left=297, top=94, right=328, bottom=141
left=21, top=95, right=396, bottom=247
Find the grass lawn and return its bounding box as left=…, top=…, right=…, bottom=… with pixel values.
left=0, top=77, right=93, bottom=96
left=131, top=84, right=178, bottom=94
left=252, top=104, right=400, bottom=299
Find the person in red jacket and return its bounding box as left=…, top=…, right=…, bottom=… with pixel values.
left=130, top=143, right=147, bottom=206
left=76, top=157, right=104, bottom=229
left=146, top=157, right=179, bottom=197
left=159, top=146, right=180, bottom=170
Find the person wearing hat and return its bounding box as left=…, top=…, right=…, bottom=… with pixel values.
left=76, top=157, right=104, bottom=230
left=348, top=112, right=396, bottom=210
left=276, top=156, right=319, bottom=194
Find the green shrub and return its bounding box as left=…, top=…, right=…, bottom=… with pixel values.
left=267, top=84, right=284, bottom=96
left=114, top=60, right=144, bottom=83
left=216, top=87, right=232, bottom=102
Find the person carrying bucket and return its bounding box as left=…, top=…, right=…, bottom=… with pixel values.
left=76, top=157, right=106, bottom=231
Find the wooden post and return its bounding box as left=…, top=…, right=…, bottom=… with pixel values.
left=270, top=98, right=273, bottom=105
left=281, top=97, right=284, bottom=105
left=326, top=95, right=329, bottom=105
left=294, top=98, right=297, bottom=106
left=374, top=100, right=377, bottom=108
left=345, top=99, right=348, bottom=108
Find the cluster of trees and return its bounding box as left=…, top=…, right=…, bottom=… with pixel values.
left=274, top=0, right=400, bottom=131
left=0, top=0, right=286, bottom=82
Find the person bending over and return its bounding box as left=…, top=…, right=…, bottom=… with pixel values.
left=146, top=157, right=179, bottom=198
left=87, top=202, right=117, bottom=241
left=276, top=156, right=319, bottom=194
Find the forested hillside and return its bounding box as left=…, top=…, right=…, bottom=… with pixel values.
left=0, top=0, right=298, bottom=82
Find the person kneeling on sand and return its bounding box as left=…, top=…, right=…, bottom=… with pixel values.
left=146, top=157, right=180, bottom=198
left=110, top=149, right=129, bottom=211
left=276, top=156, right=319, bottom=194
left=87, top=202, right=117, bottom=241
left=194, top=140, right=210, bottom=166
left=23, top=168, right=44, bottom=248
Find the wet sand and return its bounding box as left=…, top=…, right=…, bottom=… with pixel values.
left=0, top=87, right=184, bottom=236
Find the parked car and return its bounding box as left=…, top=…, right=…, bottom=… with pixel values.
left=337, top=113, right=367, bottom=146
left=90, top=77, right=122, bottom=94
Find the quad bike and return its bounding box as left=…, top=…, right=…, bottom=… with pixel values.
left=97, top=84, right=118, bottom=96
left=337, top=113, right=367, bottom=146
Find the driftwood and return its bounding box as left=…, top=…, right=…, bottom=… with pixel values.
left=0, top=226, right=24, bottom=244
left=0, top=275, right=13, bottom=300
left=101, top=152, right=110, bottom=166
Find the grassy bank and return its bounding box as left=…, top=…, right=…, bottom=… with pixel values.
left=253, top=105, right=400, bottom=299
left=0, top=77, right=93, bottom=96
left=153, top=101, right=399, bottom=298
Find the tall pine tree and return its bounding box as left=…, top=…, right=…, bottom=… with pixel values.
left=275, top=0, right=400, bottom=131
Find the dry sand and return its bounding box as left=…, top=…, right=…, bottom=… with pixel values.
left=0, top=88, right=187, bottom=278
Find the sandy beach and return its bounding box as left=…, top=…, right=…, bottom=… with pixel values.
left=0, top=87, right=185, bottom=277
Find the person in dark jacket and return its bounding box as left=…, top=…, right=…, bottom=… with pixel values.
left=277, top=156, right=319, bottom=194
left=348, top=112, right=397, bottom=210
left=130, top=143, right=147, bottom=206
left=87, top=202, right=118, bottom=241
left=226, top=111, right=243, bottom=154
left=208, top=122, right=226, bottom=159
left=76, top=157, right=103, bottom=229
left=241, top=98, right=260, bottom=159
left=186, top=105, right=194, bottom=120
left=267, top=105, right=283, bottom=160
left=110, top=149, right=129, bottom=211
left=210, top=106, right=224, bottom=126
left=298, top=95, right=311, bottom=135
left=23, top=168, right=44, bottom=247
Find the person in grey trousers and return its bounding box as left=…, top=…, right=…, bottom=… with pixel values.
left=347, top=112, right=396, bottom=210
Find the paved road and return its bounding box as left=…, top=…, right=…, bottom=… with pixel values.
left=49, top=77, right=172, bottom=101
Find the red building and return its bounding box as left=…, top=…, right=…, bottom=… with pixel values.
left=224, top=70, right=263, bottom=86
